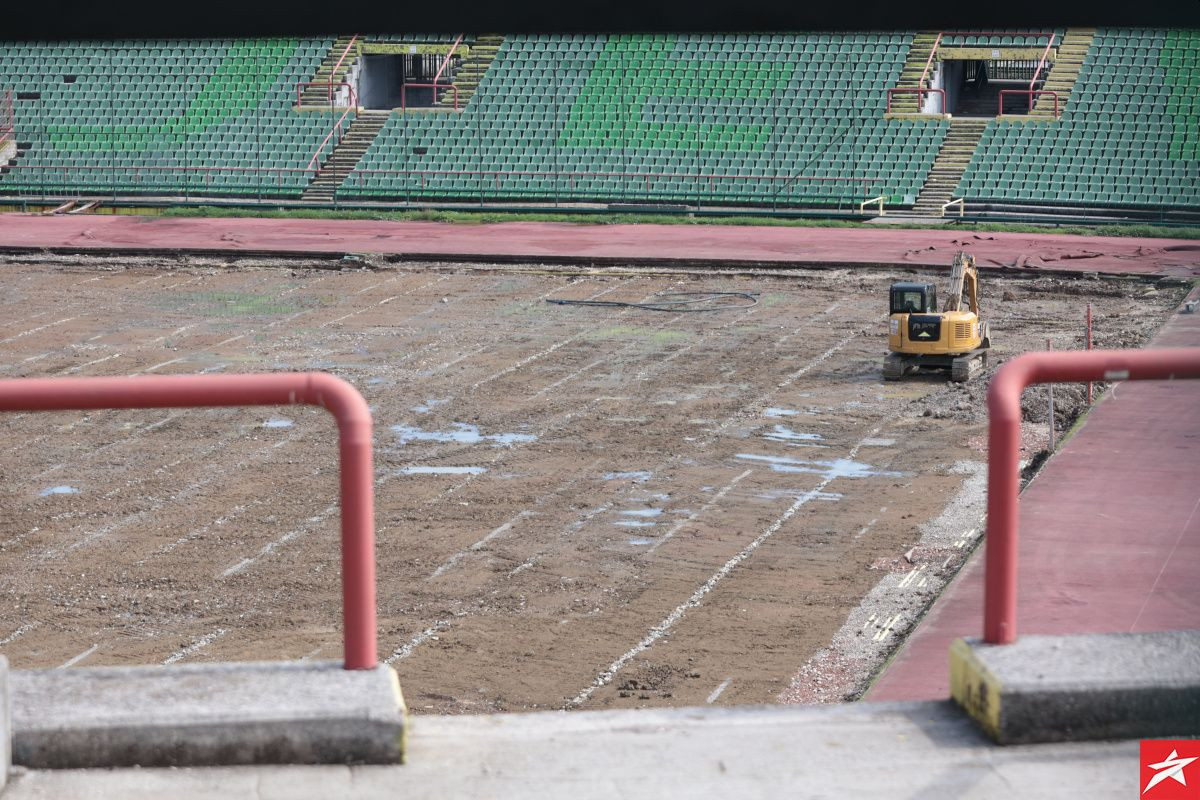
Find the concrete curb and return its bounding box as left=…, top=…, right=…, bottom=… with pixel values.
left=950, top=630, right=1200, bottom=744
left=11, top=660, right=406, bottom=768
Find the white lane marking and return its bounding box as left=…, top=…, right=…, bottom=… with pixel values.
left=62, top=352, right=122, bottom=374
left=529, top=358, right=607, bottom=400
left=567, top=425, right=883, bottom=708
left=218, top=502, right=338, bottom=578
left=873, top=614, right=901, bottom=642
left=854, top=518, right=879, bottom=539
left=428, top=512, right=534, bottom=580
left=384, top=621, right=451, bottom=665
left=706, top=678, right=732, bottom=704
left=163, top=628, right=229, bottom=665
left=319, top=276, right=445, bottom=327
left=0, top=623, right=39, bottom=647
left=645, top=469, right=753, bottom=554
left=138, top=356, right=187, bottom=374
left=58, top=643, right=98, bottom=668
left=0, top=316, right=78, bottom=345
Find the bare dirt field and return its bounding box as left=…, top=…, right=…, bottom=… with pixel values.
left=0, top=254, right=1187, bottom=713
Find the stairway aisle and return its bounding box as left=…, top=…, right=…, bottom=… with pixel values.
left=1033, top=28, right=1096, bottom=116
left=301, top=110, right=390, bottom=202
left=299, top=36, right=359, bottom=108
left=891, top=32, right=940, bottom=113
left=436, top=34, right=504, bottom=109
left=911, top=118, right=988, bottom=216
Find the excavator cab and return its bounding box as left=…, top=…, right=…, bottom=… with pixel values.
left=889, top=283, right=938, bottom=315
left=883, top=252, right=991, bottom=382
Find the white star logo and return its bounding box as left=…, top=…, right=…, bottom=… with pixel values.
left=1144, top=749, right=1199, bottom=795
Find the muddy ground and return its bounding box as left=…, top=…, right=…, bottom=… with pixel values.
left=0, top=254, right=1188, bottom=713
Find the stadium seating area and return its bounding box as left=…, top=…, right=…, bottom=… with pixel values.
left=0, top=39, right=333, bottom=196
left=350, top=33, right=946, bottom=206
left=0, top=30, right=1196, bottom=214
left=958, top=28, right=1199, bottom=209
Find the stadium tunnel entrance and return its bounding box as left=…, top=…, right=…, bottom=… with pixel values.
left=358, top=53, right=444, bottom=110
left=933, top=49, right=1052, bottom=117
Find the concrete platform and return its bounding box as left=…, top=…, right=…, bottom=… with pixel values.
left=1, top=700, right=1142, bottom=799
left=10, top=660, right=405, bottom=768
left=869, top=287, right=1200, bottom=702
left=0, top=214, right=1197, bottom=276
left=950, top=631, right=1200, bottom=744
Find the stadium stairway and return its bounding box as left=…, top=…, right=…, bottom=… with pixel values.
left=299, top=36, right=359, bottom=107
left=911, top=117, right=987, bottom=215
left=1034, top=27, right=1096, bottom=115
left=301, top=109, right=390, bottom=201
left=891, top=31, right=940, bottom=113
left=436, top=34, right=503, bottom=109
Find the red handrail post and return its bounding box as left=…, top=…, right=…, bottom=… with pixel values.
left=983, top=348, right=1200, bottom=644
left=433, top=34, right=464, bottom=85
left=0, top=372, right=377, bottom=669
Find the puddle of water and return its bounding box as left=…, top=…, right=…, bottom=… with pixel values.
left=621, top=508, right=663, bottom=518
left=263, top=417, right=293, bottom=429
left=410, top=398, right=447, bottom=414
left=40, top=485, right=80, bottom=496
left=861, top=438, right=896, bottom=447
left=614, top=520, right=656, bottom=528
left=367, top=377, right=386, bottom=386
left=736, top=453, right=903, bottom=479
left=628, top=537, right=654, bottom=546
left=393, top=423, right=536, bottom=447
left=397, top=466, right=487, bottom=476
left=763, top=425, right=826, bottom=447
left=755, top=488, right=843, bottom=502
left=603, top=471, right=652, bottom=482
left=764, top=408, right=799, bottom=418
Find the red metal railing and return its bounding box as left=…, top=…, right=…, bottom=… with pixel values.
left=998, top=89, right=1060, bottom=118
left=305, top=83, right=361, bottom=170
left=886, top=87, right=946, bottom=114
left=3, top=164, right=888, bottom=205
left=0, top=372, right=377, bottom=669
left=918, top=32, right=945, bottom=100
left=296, top=81, right=358, bottom=109
left=401, top=83, right=459, bottom=111
left=294, top=34, right=359, bottom=107
left=0, top=89, right=13, bottom=151
left=433, top=34, right=464, bottom=85
left=897, top=31, right=1057, bottom=114
left=983, top=348, right=1200, bottom=645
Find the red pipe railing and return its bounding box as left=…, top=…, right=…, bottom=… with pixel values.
left=4, top=164, right=889, bottom=205
left=983, top=348, right=1200, bottom=645
left=917, top=32, right=945, bottom=99
left=0, top=372, right=377, bottom=669
left=0, top=89, right=12, bottom=151
left=886, top=87, right=946, bottom=114
left=305, top=83, right=361, bottom=170
left=433, top=34, right=464, bottom=85
left=898, top=31, right=1057, bottom=114
left=401, top=83, right=459, bottom=111
left=998, top=89, right=1060, bottom=118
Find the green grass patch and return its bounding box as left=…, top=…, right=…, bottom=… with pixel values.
left=159, top=205, right=1200, bottom=239
left=583, top=325, right=689, bottom=343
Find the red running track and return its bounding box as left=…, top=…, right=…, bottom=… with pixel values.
left=0, top=214, right=1198, bottom=276
left=868, top=286, right=1200, bottom=701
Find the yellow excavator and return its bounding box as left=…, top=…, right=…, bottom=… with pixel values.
left=883, top=251, right=991, bottom=382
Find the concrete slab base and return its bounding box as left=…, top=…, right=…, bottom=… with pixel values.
left=0, top=700, right=1143, bottom=799
left=950, top=630, right=1200, bottom=744
left=11, top=660, right=406, bottom=768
